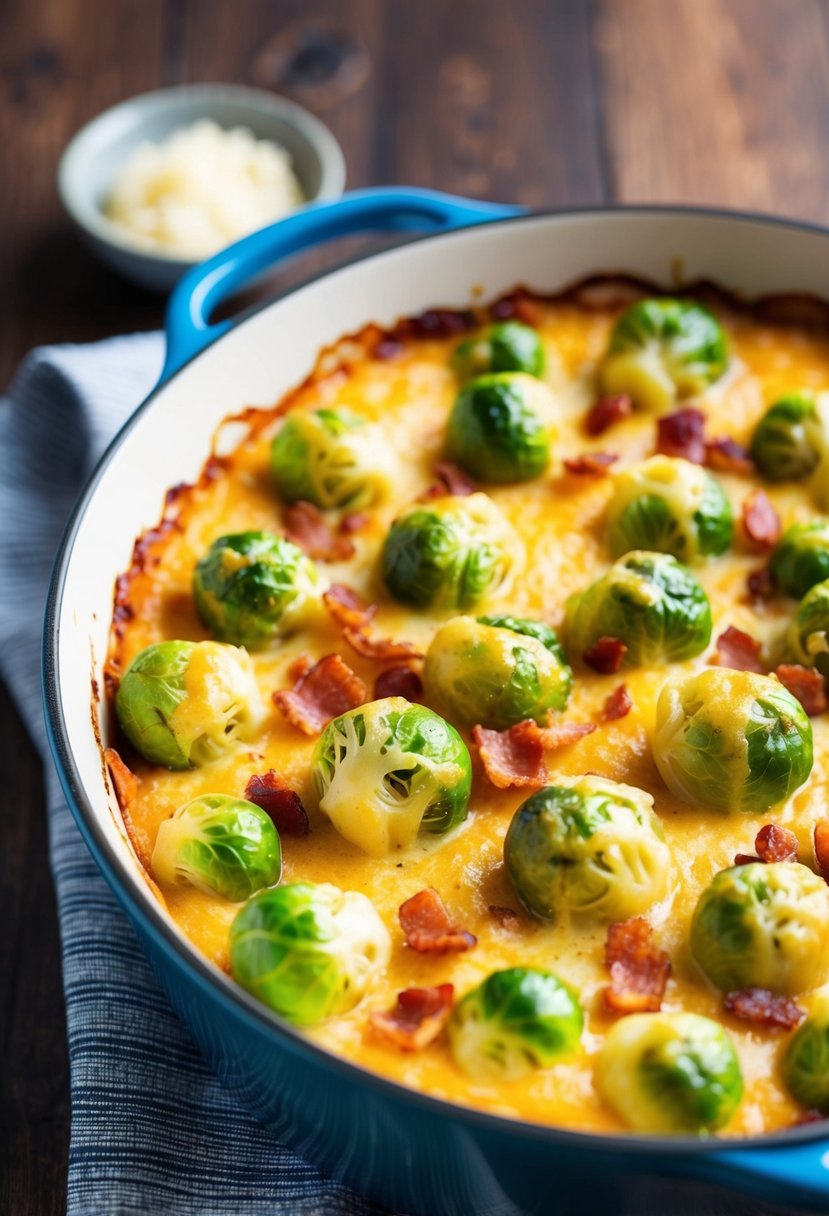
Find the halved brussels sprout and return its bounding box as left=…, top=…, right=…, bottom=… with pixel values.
left=311, top=697, right=472, bottom=856
left=422, top=614, right=572, bottom=730
left=788, top=578, right=829, bottom=678
left=270, top=407, right=394, bottom=509
left=653, top=668, right=813, bottom=815
left=381, top=492, right=518, bottom=610
left=691, top=862, right=829, bottom=994
left=596, top=1012, right=742, bottom=1134
left=771, top=520, right=829, bottom=599
left=445, top=373, right=553, bottom=483
left=152, top=793, right=281, bottom=901
left=193, top=530, right=320, bottom=649
left=600, top=298, right=728, bottom=413
left=115, top=640, right=264, bottom=770
left=504, top=775, right=672, bottom=923
left=448, top=967, right=582, bottom=1081
left=565, top=550, right=712, bottom=666
left=783, top=990, right=829, bottom=1113
left=606, top=455, right=732, bottom=563
left=453, top=322, right=545, bottom=381
left=750, top=393, right=823, bottom=482
left=230, top=881, right=390, bottom=1025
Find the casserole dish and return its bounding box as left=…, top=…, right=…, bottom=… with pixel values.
left=43, top=188, right=829, bottom=1215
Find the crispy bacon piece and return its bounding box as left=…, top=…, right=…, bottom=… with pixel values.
left=490, top=290, right=543, bottom=326
left=373, top=335, right=405, bottom=361
left=724, top=988, right=805, bottom=1030
left=244, top=771, right=310, bottom=836
left=742, top=489, right=782, bottom=551
left=814, top=822, right=829, bottom=880
left=604, top=918, right=671, bottom=1015
left=418, top=460, right=477, bottom=501
left=603, top=683, right=633, bottom=721
left=733, top=853, right=760, bottom=866
left=584, top=394, right=633, bottom=437
left=488, top=905, right=520, bottom=928
left=656, top=407, right=706, bottom=464
left=323, top=583, right=421, bottom=662
left=399, top=888, right=476, bottom=953
left=273, top=653, right=367, bottom=736
left=340, top=511, right=371, bottom=535
left=755, top=823, right=799, bottom=863
left=369, top=984, right=454, bottom=1051
left=343, top=628, right=423, bottom=662
left=409, top=308, right=475, bottom=338
left=473, top=718, right=595, bottom=789
left=287, top=652, right=315, bottom=681
left=710, top=625, right=765, bottom=673
left=583, top=636, right=628, bottom=674
left=284, top=500, right=355, bottom=561
left=563, top=452, right=618, bottom=476
left=704, top=436, right=755, bottom=477
left=775, top=664, right=828, bottom=716
left=104, top=748, right=138, bottom=807
left=747, top=566, right=774, bottom=602
left=373, top=665, right=424, bottom=702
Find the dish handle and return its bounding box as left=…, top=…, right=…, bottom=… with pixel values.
left=703, top=1137, right=829, bottom=1208
left=160, top=186, right=525, bottom=382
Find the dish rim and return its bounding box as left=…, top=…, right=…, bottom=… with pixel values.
left=42, top=200, right=829, bottom=1157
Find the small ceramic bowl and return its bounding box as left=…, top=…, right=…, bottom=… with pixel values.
left=57, top=83, right=346, bottom=292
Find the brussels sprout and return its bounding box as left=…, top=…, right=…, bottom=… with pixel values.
left=453, top=322, right=545, bottom=380
left=771, top=520, right=829, bottom=599
left=448, top=967, right=582, bottom=1081
left=600, top=298, right=728, bottom=413
left=596, top=1012, right=742, bottom=1134
left=381, top=492, right=518, bottom=610
left=193, top=530, right=320, bottom=649
left=445, top=373, right=553, bottom=483
left=750, top=393, right=823, bottom=482
left=783, top=991, right=829, bottom=1113
left=270, top=407, right=393, bottom=509
left=606, top=455, right=732, bottom=563
left=152, top=794, right=281, bottom=901
left=311, top=697, right=472, bottom=856
left=691, top=862, right=829, bottom=994
left=504, top=775, right=672, bottom=923
left=115, top=640, right=264, bottom=770
left=423, top=615, right=572, bottom=730
left=653, top=668, right=813, bottom=815
left=565, top=550, right=712, bottom=666
left=230, top=881, right=390, bottom=1025
left=788, top=578, right=829, bottom=678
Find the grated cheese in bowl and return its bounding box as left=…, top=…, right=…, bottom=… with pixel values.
left=104, top=119, right=305, bottom=258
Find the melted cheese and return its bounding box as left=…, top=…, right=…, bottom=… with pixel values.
left=110, top=294, right=829, bottom=1137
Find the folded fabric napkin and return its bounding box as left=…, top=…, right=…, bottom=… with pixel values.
left=0, top=336, right=388, bottom=1216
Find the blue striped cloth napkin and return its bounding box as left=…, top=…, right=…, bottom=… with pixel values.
left=0, top=336, right=388, bottom=1216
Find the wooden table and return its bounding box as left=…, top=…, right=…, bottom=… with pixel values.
left=3, top=1, right=829, bottom=1211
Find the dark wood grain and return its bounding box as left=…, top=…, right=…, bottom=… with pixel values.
left=3, top=2, right=829, bottom=1212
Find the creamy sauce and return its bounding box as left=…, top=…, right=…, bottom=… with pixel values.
left=108, top=291, right=829, bottom=1136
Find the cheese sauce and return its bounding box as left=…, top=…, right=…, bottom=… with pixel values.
left=108, top=286, right=829, bottom=1136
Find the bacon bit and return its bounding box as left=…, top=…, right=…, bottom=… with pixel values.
left=287, top=652, right=315, bottom=681
left=604, top=918, right=671, bottom=1015
left=755, top=823, right=799, bottom=863
left=747, top=566, right=774, bottom=602
left=704, top=436, right=755, bottom=477
left=409, top=308, right=475, bottom=338
left=733, top=853, right=760, bottom=866
left=656, top=408, right=706, bottom=464
left=284, top=501, right=355, bottom=561
left=342, top=628, right=422, bottom=662
left=814, top=822, right=829, bottom=880
left=399, top=888, right=476, bottom=953
left=583, top=636, right=628, bottom=674
left=710, top=625, right=765, bottom=673
left=273, top=653, right=367, bottom=736
left=373, top=336, right=405, bottom=361
left=340, top=511, right=371, bottom=535
left=323, top=583, right=376, bottom=630
left=603, top=683, right=633, bottom=721
left=418, top=460, right=477, bottom=501
left=244, top=771, right=309, bottom=836
left=742, top=489, right=782, bottom=551
left=775, top=664, right=828, bottom=716
left=373, top=665, right=424, bottom=702
left=584, top=394, right=633, bottom=437
left=488, top=905, right=520, bottom=928
left=724, top=988, right=805, bottom=1030
left=369, top=985, right=454, bottom=1051
left=563, top=451, right=618, bottom=476
left=473, top=718, right=595, bottom=790
left=104, top=748, right=138, bottom=808
left=490, top=290, right=543, bottom=326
